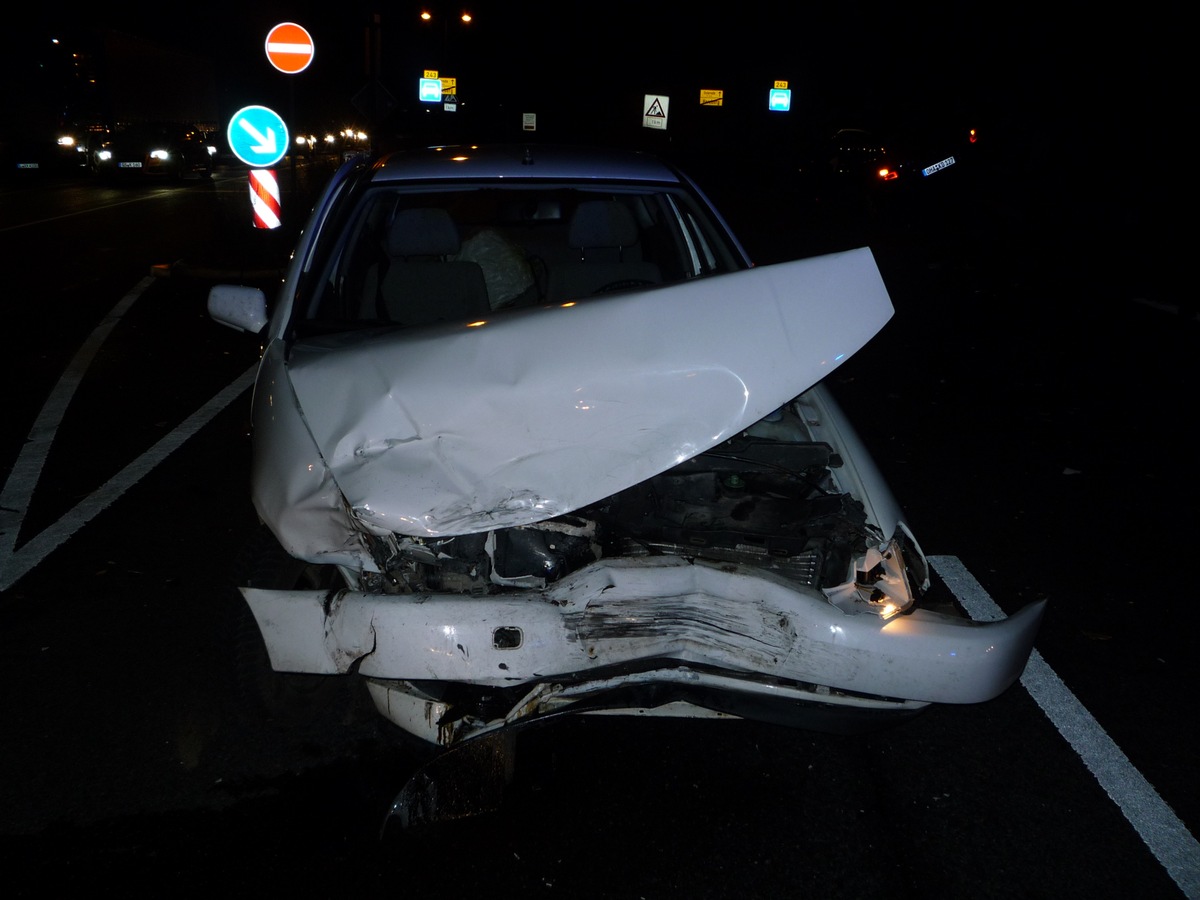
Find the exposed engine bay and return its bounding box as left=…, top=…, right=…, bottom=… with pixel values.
left=355, top=400, right=888, bottom=602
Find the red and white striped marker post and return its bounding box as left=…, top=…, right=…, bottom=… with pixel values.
left=249, top=169, right=281, bottom=229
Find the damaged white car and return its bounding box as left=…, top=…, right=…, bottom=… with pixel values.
left=210, top=144, right=1043, bottom=753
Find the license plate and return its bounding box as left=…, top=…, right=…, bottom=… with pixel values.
left=118, top=161, right=143, bottom=169
left=922, top=156, right=955, bottom=176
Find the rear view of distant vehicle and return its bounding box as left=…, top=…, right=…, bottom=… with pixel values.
left=826, top=127, right=898, bottom=184
left=92, top=122, right=215, bottom=180
left=791, top=127, right=899, bottom=191
left=879, top=121, right=988, bottom=220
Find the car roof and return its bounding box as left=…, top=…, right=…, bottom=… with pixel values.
left=368, top=143, right=687, bottom=186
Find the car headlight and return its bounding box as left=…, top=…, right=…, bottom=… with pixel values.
left=854, top=542, right=915, bottom=619
left=824, top=530, right=927, bottom=620
left=96, top=150, right=112, bottom=162
left=150, top=149, right=170, bottom=160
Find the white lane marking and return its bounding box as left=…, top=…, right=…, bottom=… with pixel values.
left=0, top=192, right=178, bottom=233
left=930, top=555, right=1200, bottom=898
left=0, top=277, right=153, bottom=573
left=1, top=296, right=1196, bottom=897
left=0, top=171, right=250, bottom=234
left=0, top=366, right=256, bottom=591
left=0, top=273, right=257, bottom=592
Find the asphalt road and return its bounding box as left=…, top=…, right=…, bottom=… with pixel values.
left=0, top=153, right=1196, bottom=897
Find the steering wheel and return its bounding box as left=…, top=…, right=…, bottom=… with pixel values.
left=592, top=278, right=658, bottom=295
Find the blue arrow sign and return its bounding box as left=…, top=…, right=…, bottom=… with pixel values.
left=227, top=105, right=289, bottom=167
left=418, top=78, right=442, bottom=103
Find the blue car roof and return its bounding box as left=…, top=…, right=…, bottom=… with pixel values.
left=368, top=144, right=686, bottom=185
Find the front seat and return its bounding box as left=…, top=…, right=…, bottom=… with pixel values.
left=366, top=208, right=490, bottom=327
left=547, top=200, right=662, bottom=302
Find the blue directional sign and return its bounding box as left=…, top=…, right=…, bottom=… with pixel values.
left=227, top=105, right=289, bottom=167
left=418, top=78, right=442, bottom=103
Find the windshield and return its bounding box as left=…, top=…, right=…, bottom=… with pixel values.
left=297, top=183, right=746, bottom=334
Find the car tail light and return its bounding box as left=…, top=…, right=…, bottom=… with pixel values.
left=877, top=167, right=898, bottom=181
left=968, top=128, right=978, bottom=144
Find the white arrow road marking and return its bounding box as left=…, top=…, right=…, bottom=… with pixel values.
left=0, top=276, right=1195, bottom=900
left=0, top=278, right=151, bottom=576
left=0, top=276, right=256, bottom=592
left=238, top=118, right=278, bottom=156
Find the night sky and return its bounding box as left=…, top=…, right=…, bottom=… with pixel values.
left=6, top=2, right=1182, bottom=136
left=3, top=1, right=1187, bottom=274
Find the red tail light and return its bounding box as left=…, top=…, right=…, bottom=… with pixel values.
left=968, top=128, right=978, bottom=144
left=878, top=167, right=898, bottom=181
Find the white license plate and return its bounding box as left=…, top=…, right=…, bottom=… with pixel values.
left=118, top=161, right=143, bottom=169
left=922, top=156, right=955, bottom=176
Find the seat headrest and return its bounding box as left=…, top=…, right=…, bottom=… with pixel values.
left=387, top=208, right=461, bottom=258
left=568, top=201, right=639, bottom=250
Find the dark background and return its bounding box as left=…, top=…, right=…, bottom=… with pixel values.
left=3, top=2, right=1184, bottom=306
left=1, top=6, right=1196, bottom=894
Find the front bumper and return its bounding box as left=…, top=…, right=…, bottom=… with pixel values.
left=245, top=556, right=1043, bottom=741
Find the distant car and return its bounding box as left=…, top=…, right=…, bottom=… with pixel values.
left=208, top=143, right=1043, bottom=757
left=1, top=126, right=95, bottom=178
left=877, top=121, right=987, bottom=201
left=792, top=127, right=899, bottom=194
left=92, top=122, right=215, bottom=179
left=827, top=127, right=899, bottom=183
left=804, top=122, right=986, bottom=194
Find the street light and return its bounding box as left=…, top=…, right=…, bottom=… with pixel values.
left=418, top=8, right=475, bottom=76
left=419, top=9, right=473, bottom=24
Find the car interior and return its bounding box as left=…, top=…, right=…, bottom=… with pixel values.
left=303, top=185, right=740, bottom=331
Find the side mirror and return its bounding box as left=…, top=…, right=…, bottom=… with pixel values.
left=208, top=284, right=268, bottom=334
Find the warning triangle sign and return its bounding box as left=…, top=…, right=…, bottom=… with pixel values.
left=642, top=94, right=670, bottom=130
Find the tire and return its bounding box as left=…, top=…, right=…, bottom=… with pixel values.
left=231, top=524, right=366, bottom=731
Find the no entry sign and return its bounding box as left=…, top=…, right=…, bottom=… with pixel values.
left=265, top=22, right=314, bottom=74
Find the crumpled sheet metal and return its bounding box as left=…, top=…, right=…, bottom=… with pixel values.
left=243, top=555, right=1046, bottom=706
left=283, top=248, right=894, bottom=538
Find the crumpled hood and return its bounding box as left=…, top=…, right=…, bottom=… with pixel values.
left=287, top=247, right=894, bottom=537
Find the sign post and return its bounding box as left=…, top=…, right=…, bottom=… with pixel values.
left=249, top=170, right=281, bottom=229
